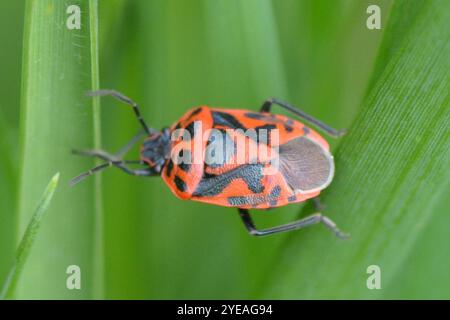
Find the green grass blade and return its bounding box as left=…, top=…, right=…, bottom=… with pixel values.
left=1, top=173, right=59, bottom=300
left=262, top=0, right=450, bottom=299
left=88, top=0, right=104, bottom=299
left=383, top=197, right=450, bottom=298
left=0, top=0, right=25, bottom=287
left=16, top=0, right=99, bottom=299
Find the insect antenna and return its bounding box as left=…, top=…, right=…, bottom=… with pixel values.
left=116, top=129, right=147, bottom=157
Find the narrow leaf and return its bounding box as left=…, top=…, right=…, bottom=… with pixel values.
left=262, top=0, right=450, bottom=299
left=1, top=173, right=59, bottom=300
left=17, top=0, right=99, bottom=299
left=88, top=0, right=104, bottom=299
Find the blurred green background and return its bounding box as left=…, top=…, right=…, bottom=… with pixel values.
left=1, top=0, right=449, bottom=299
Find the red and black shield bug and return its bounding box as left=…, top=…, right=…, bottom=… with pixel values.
left=71, top=90, right=348, bottom=238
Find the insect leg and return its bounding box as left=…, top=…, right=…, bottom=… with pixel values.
left=70, top=160, right=155, bottom=186
left=70, top=162, right=111, bottom=186
left=72, top=148, right=155, bottom=175
left=87, top=89, right=153, bottom=134
left=71, top=130, right=155, bottom=185
left=260, top=98, right=347, bottom=138
left=238, top=208, right=348, bottom=239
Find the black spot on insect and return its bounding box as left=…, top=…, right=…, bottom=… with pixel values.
left=255, top=124, right=277, bottom=131
left=166, top=159, right=174, bottom=176
left=303, top=126, right=310, bottom=136
left=178, top=150, right=191, bottom=172
left=228, top=196, right=249, bottom=206
left=269, top=185, right=281, bottom=198
left=212, top=111, right=247, bottom=130
left=244, top=112, right=266, bottom=120
left=288, top=194, right=297, bottom=202
left=227, top=195, right=265, bottom=206
left=174, top=175, right=187, bottom=192
left=172, top=122, right=183, bottom=139
left=205, top=129, right=235, bottom=168
left=187, top=107, right=202, bottom=121
left=178, top=162, right=191, bottom=172
left=183, top=121, right=198, bottom=141
left=244, top=112, right=279, bottom=123
left=283, top=119, right=294, bottom=132
left=254, top=124, right=277, bottom=145
left=174, top=122, right=182, bottom=130
left=193, top=164, right=264, bottom=197
left=268, top=185, right=281, bottom=206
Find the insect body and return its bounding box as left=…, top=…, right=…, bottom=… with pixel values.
left=163, top=107, right=334, bottom=210
left=72, top=90, right=348, bottom=238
